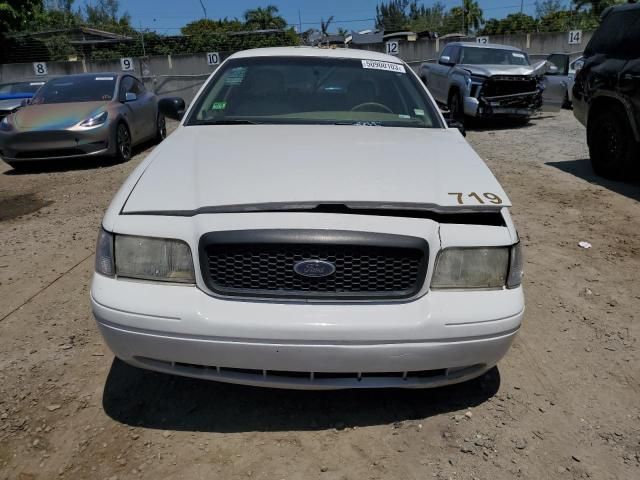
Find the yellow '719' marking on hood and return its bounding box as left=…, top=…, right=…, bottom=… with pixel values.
left=448, top=192, right=503, bottom=205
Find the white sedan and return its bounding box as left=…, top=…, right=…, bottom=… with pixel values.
left=91, top=47, right=524, bottom=389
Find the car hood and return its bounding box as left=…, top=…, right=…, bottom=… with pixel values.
left=12, top=101, right=108, bottom=130
left=460, top=62, right=546, bottom=77
left=122, top=125, right=511, bottom=214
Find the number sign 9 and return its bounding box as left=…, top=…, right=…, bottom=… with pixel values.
left=33, top=62, right=48, bottom=76
left=385, top=41, right=399, bottom=56
left=207, top=52, right=220, bottom=65
left=120, top=57, right=134, bottom=71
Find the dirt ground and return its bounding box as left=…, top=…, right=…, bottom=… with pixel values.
left=0, top=110, right=638, bottom=480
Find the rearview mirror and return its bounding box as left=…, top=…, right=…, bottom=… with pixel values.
left=439, top=55, right=453, bottom=66
left=158, top=97, right=186, bottom=121
left=125, top=92, right=137, bottom=102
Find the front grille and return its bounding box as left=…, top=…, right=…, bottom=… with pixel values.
left=481, top=76, right=538, bottom=97
left=199, top=230, right=429, bottom=300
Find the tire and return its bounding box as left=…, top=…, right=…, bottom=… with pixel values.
left=587, top=106, right=639, bottom=180
left=115, top=122, right=132, bottom=162
left=155, top=113, right=166, bottom=143
left=448, top=90, right=464, bottom=124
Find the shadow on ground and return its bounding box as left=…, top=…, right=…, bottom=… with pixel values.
left=103, top=358, right=500, bottom=433
left=546, top=158, right=640, bottom=202
left=464, top=115, right=556, bottom=132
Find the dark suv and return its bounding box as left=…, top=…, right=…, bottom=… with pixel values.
left=573, top=3, right=640, bottom=179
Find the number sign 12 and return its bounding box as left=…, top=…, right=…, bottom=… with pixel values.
left=33, top=62, right=48, bottom=76
left=120, top=57, right=134, bottom=71
left=385, top=41, right=399, bottom=56
left=207, top=52, right=220, bottom=65
left=476, top=36, right=489, bottom=44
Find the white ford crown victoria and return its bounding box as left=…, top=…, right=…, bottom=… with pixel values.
left=91, top=47, right=524, bottom=389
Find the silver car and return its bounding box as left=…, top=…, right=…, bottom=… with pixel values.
left=0, top=73, right=165, bottom=169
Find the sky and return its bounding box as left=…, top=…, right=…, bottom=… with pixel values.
left=76, top=0, right=572, bottom=34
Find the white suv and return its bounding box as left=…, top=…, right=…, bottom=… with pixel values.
left=91, top=47, right=524, bottom=389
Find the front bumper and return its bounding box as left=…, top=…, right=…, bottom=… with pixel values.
left=91, top=272, right=524, bottom=389
left=464, top=91, right=543, bottom=118
left=0, top=124, right=113, bottom=162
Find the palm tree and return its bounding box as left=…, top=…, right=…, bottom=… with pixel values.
left=463, top=0, right=484, bottom=34
left=243, top=5, right=286, bottom=30
left=320, top=15, right=334, bottom=36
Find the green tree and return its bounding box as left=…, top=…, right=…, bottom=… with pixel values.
left=407, top=1, right=445, bottom=32
left=375, top=0, right=410, bottom=30
left=0, top=0, right=42, bottom=32
left=243, top=5, right=286, bottom=30
left=574, top=0, right=618, bottom=16
left=535, top=0, right=563, bottom=18
left=462, top=0, right=484, bottom=34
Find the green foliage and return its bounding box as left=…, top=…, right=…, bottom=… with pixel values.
left=480, top=13, right=537, bottom=35
left=243, top=5, right=286, bottom=30
left=375, top=0, right=482, bottom=35
left=0, top=0, right=42, bottom=33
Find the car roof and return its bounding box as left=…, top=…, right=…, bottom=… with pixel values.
left=48, top=72, right=124, bottom=79
left=445, top=42, right=523, bottom=51
left=228, top=46, right=404, bottom=63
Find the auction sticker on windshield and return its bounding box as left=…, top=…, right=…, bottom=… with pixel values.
left=361, top=60, right=406, bottom=73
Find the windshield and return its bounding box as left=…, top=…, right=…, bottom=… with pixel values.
left=0, top=82, right=44, bottom=94
left=186, top=56, right=442, bottom=128
left=31, top=75, right=116, bottom=104
left=460, top=47, right=530, bottom=66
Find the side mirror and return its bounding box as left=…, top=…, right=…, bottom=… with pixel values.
left=439, top=55, right=453, bottom=66
left=446, top=118, right=466, bottom=136
left=546, top=64, right=559, bottom=75
left=20, top=98, right=30, bottom=107
left=125, top=92, right=137, bottom=102
left=158, top=97, right=186, bottom=121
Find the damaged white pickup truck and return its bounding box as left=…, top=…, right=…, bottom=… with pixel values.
left=420, top=42, right=564, bottom=121
left=91, top=47, right=524, bottom=390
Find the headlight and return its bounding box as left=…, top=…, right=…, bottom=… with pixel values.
left=0, top=116, right=12, bottom=132
left=80, top=110, right=108, bottom=127
left=94, top=229, right=195, bottom=283
left=432, top=245, right=522, bottom=289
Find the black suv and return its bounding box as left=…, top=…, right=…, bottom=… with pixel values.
left=573, top=3, right=640, bottom=179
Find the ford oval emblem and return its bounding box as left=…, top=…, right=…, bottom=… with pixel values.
left=293, top=259, right=336, bottom=278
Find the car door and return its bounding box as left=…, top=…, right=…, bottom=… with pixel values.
left=119, top=75, right=154, bottom=142
left=131, top=78, right=157, bottom=139
left=431, top=45, right=454, bottom=103
left=541, top=54, right=569, bottom=112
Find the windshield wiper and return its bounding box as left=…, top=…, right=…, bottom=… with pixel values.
left=195, top=119, right=261, bottom=125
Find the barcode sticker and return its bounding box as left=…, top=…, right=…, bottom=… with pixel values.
left=361, top=60, right=406, bottom=73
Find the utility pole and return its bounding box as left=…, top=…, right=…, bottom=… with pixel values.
left=520, top=0, right=524, bottom=14
left=461, top=0, right=465, bottom=36
left=298, top=9, right=302, bottom=33
left=139, top=21, right=146, bottom=57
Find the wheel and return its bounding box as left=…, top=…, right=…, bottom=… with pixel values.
left=587, top=106, right=639, bottom=180
left=115, top=122, right=132, bottom=162
left=155, top=113, right=166, bottom=143
left=448, top=90, right=464, bottom=124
